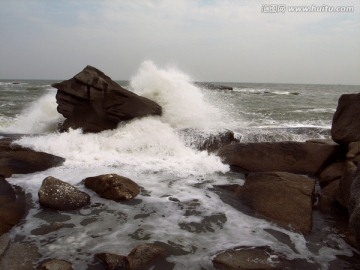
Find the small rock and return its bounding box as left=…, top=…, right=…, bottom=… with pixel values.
left=127, top=244, right=166, bottom=269
left=38, top=176, right=90, bottom=210
left=96, top=253, right=128, bottom=270
left=38, top=259, right=73, bottom=270
left=84, top=174, right=140, bottom=201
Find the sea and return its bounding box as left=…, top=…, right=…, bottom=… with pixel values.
left=0, top=61, right=360, bottom=269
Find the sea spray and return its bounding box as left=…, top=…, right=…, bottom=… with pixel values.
left=130, top=61, right=222, bottom=129
left=0, top=90, right=63, bottom=134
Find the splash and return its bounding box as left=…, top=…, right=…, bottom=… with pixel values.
left=130, top=61, right=221, bottom=129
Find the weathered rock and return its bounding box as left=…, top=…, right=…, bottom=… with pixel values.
left=331, top=93, right=360, bottom=145
left=0, top=233, right=10, bottom=257
left=347, top=141, right=360, bottom=166
left=96, top=253, right=128, bottom=270
left=319, top=162, right=345, bottom=187
left=336, top=161, right=357, bottom=208
left=127, top=244, right=166, bottom=269
left=212, top=246, right=318, bottom=270
left=38, top=176, right=90, bottom=210
left=84, top=174, right=140, bottom=201
left=0, top=177, right=26, bottom=235
left=0, top=138, right=65, bottom=178
left=349, top=164, right=360, bottom=246
left=178, top=129, right=238, bottom=152
left=217, top=172, right=315, bottom=234
left=38, top=259, right=73, bottom=270
left=0, top=242, right=40, bottom=270
left=317, top=180, right=340, bottom=214
left=217, top=141, right=343, bottom=175
left=53, top=65, right=162, bottom=133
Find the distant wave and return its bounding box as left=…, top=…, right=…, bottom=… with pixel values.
left=233, top=88, right=299, bottom=95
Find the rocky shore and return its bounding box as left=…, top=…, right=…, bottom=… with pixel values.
left=0, top=66, right=359, bottom=269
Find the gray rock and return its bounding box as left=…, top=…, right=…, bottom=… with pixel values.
left=0, top=233, right=10, bottom=258
left=349, top=164, right=360, bottom=246
left=84, top=174, right=140, bottom=201
left=53, top=65, right=162, bottom=133
left=38, top=176, right=90, bottom=210
left=0, top=242, right=40, bottom=270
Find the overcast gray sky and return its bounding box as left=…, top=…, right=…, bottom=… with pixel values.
left=0, top=0, right=359, bottom=84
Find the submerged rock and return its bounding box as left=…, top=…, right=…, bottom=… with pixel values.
left=38, top=259, right=73, bottom=270
left=212, top=246, right=318, bottom=270
left=53, top=65, right=162, bottom=133
left=38, top=176, right=90, bottom=210
left=217, top=141, right=343, bottom=175
left=84, top=174, right=140, bottom=201
left=331, top=93, right=360, bottom=145
left=0, top=138, right=65, bottom=178
left=178, top=128, right=238, bottom=152
left=0, top=177, right=26, bottom=235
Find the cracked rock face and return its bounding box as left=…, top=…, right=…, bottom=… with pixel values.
left=38, top=176, right=90, bottom=211
left=52, top=65, right=162, bottom=133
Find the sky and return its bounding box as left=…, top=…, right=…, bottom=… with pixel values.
left=0, top=0, right=359, bottom=84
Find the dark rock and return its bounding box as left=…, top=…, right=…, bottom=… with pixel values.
left=212, top=246, right=318, bottom=270
left=52, top=65, right=162, bottom=133
left=336, top=161, right=357, bottom=208
left=319, top=161, right=345, bottom=187
left=84, top=174, right=140, bottom=201
left=349, top=164, right=360, bottom=246
left=347, top=141, right=360, bottom=164
left=331, top=93, right=360, bottom=145
left=217, top=172, right=315, bottom=234
left=95, top=253, right=128, bottom=270
left=178, top=129, right=238, bottom=152
left=38, top=259, right=73, bottom=270
left=0, top=177, right=26, bottom=235
left=0, top=242, right=40, bottom=270
left=127, top=244, right=166, bottom=269
left=194, top=82, right=233, bottom=91
left=317, top=180, right=340, bottom=214
left=217, top=141, right=343, bottom=175
left=0, top=138, right=65, bottom=178
left=38, top=176, right=90, bottom=210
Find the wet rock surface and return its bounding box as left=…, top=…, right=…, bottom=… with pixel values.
left=0, top=177, right=26, bottom=235
left=53, top=65, right=162, bottom=133
left=0, top=138, right=65, bottom=178
left=84, top=174, right=140, bottom=201
left=0, top=242, right=40, bottom=270
left=38, top=176, right=90, bottom=210
left=96, top=253, right=129, bottom=270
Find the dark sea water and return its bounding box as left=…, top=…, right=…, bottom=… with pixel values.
left=1, top=62, right=360, bottom=269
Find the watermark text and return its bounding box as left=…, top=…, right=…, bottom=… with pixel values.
left=261, top=4, right=354, bottom=13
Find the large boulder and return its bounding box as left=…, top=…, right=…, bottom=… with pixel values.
left=349, top=164, right=360, bottom=246
left=0, top=138, right=65, bottom=178
left=52, top=65, right=162, bottom=133
left=84, top=174, right=140, bottom=201
left=38, top=176, right=90, bottom=210
left=331, top=93, right=360, bottom=145
left=217, top=141, right=343, bottom=175
left=0, top=177, right=26, bottom=235
left=216, top=172, right=315, bottom=234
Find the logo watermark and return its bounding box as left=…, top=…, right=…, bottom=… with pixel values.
left=261, top=4, right=354, bottom=13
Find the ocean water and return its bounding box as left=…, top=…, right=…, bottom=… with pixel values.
left=1, top=61, right=360, bottom=269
